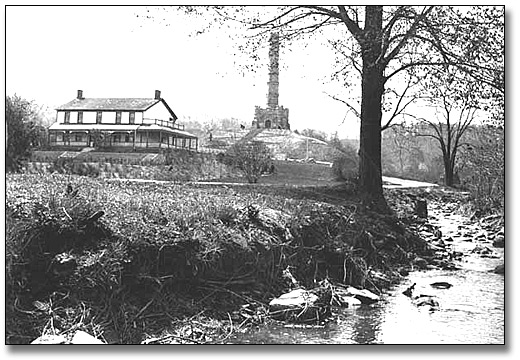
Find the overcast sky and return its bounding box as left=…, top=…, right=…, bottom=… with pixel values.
left=5, top=5, right=361, bottom=138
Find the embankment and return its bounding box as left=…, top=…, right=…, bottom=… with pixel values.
left=6, top=174, right=433, bottom=344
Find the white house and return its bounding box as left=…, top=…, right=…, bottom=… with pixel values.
left=48, top=90, right=198, bottom=151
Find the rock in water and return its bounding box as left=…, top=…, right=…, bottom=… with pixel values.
left=402, top=283, right=416, bottom=297
left=412, top=256, right=428, bottom=270
left=269, top=288, right=331, bottom=323
left=344, top=286, right=380, bottom=304
left=493, top=235, right=505, bottom=248
left=492, top=264, right=505, bottom=274
left=430, top=282, right=453, bottom=289
left=415, top=199, right=428, bottom=219
left=413, top=295, right=440, bottom=311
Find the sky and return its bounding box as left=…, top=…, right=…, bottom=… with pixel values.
left=4, top=5, right=360, bottom=138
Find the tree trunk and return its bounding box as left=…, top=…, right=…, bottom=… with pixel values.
left=444, top=157, right=454, bottom=187
left=357, top=6, right=389, bottom=213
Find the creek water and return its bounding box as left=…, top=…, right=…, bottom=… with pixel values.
left=227, top=206, right=505, bottom=344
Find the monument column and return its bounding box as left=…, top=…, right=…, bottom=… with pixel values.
left=267, top=33, right=280, bottom=109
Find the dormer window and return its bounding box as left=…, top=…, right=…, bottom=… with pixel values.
left=96, top=111, right=102, bottom=124
left=64, top=111, right=70, bottom=124
left=78, top=111, right=83, bottom=124
left=116, top=111, right=122, bottom=124
left=129, top=111, right=135, bottom=124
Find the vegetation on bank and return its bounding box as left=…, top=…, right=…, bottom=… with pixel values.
left=6, top=173, right=433, bottom=344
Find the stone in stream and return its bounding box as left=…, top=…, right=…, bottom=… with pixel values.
left=342, top=286, right=380, bottom=304
left=332, top=293, right=362, bottom=308
left=398, top=268, right=410, bottom=277
left=412, top=256, right=428, bottom=270
left=492, top=263, right=505, bottom=274
left=493, top=235, right=505, bottom=248
left=269, top=288, right=332, bottom=323
left=415, top=199, right=428, bottom=219
left=413, top=295, right=440, bottom=310
left=402, top=283, right=416, bottom=297
left=471, top=245, right=493, bottom=256
left=430, top=281, right=453, bottom=289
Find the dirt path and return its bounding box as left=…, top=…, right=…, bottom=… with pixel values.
left=382, top=176, right=439, bottom=189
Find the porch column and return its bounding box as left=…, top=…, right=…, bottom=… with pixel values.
left=159, top=131, right=162, bottom=149
left=146, top=131, right=149, bottom=148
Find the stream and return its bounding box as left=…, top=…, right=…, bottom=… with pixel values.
left=227, top=201, right=505, bottom=344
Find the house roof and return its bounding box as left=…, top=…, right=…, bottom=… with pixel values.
left=56, top=98, right=159, bottom=111
left=56, top=98, right=178, bottom=120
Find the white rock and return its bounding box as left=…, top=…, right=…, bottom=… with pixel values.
left=345, top=286, right=380, bottom=304
left=31, top=334, right=67, bottom=344
left=269, top=289, right=319, bottom=308
left=71, top=331, right=105, bottom=344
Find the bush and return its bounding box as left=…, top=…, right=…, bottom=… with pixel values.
left=6, top=95, right=41, bottom=172
left=459, top=126, right=504, bottom=214
left=331, top=143, right=359, bottom=182
left=226, top=141, right=273, bottom=183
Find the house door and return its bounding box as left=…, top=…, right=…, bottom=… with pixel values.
left=265, top=120, right=271, bottom=129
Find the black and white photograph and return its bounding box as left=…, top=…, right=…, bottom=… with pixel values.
left=4, top=4, right=506, bottom=346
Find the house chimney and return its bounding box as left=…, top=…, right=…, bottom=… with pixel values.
left=154, top=90, right=161, bottom=100
left=77, top=90, right=84, bottom=99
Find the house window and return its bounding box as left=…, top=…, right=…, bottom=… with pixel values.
left=113, top=134, right=121, bottom=143
left=64, top=111, right=70, bottom=124
left=75, top=134, right=83, bottom=142
left=116, top=111, right=122, bottom=124
left=78, top=112, right=83, bottom=124
left=96, top=111, right=102, bottom=124
left=129, top=111, right=135, bottom=124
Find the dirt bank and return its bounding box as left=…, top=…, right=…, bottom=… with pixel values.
left=6, top=174, right=455, bottom=344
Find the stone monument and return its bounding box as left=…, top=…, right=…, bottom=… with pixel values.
left=252, top=33, right=290, bottom=130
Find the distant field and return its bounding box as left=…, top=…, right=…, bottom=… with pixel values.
left=216, top=160, right=341, bottom=187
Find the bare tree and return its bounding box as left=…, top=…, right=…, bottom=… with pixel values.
left=411, top=69, right=481, bottom=187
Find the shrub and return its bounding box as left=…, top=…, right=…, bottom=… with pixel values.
left=331, top=143, right=359, bottom=183
left=226, top=141, right=273, bottom=183
left=6, top=95, right=41, bottom=172
left=459, top=127, right=504, bottom=214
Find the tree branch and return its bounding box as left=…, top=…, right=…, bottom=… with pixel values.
left=324, top=92, right=360, bottom=119
left=382, top=6, right=434, bottom=66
